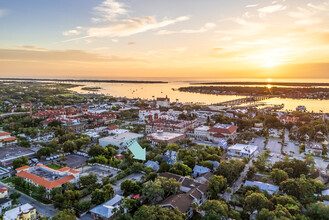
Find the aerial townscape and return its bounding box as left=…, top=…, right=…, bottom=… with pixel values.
left=0, top=81, right=328, bottom=220
left=2, top=0, right=329, bottom=219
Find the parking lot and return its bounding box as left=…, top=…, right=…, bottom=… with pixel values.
left=78, top=164, right=119, bottom=183
left=266, top=138, right=282, bottom=154
left=43, top=154, right=88, bottom=168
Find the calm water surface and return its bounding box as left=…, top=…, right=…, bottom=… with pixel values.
left=67, top=78, right=329, bottom=113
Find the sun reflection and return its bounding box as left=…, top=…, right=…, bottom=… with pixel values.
left=266, top=84, right=272, bottom=89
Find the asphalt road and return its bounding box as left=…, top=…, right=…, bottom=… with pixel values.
left=0, top=182, right=58, bottom=217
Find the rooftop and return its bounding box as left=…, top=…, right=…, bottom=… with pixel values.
left=147, top=132, right=185, bottom=142
left=3, top=203, right=34, bottom=219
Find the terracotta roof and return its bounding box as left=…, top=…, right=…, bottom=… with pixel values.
left=15, top=166, right=30, bottom=171
left=69, top=169, right=80, bottom=174
left=0, top=187, right=8, bottom=193
left=0, top=137, right=17, bottom=142
left=208, top=125, right=238, bottom=134
left=0, top=132, right=11, bottom=137
left=16, top=171, right=75, bottom=189
left=108, top=125, right=118, bottom=130
left=58, top=167, right=70, bottom=172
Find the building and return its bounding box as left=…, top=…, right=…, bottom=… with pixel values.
left=62, top=119, right=86, bottom=132
left=139, top=108, right=160, bottom=122
left=0, top=131, right=17, bottom=147
left=0, top=187, right=8, bottom=199
left=159, top=172, right=208, bottom=218
left=208, top=123, right=238, bottom=139
left=3, top=203, right=36, bottom=220
left=244, top=181, right=279, bottom=195
left=16, top=164, right=79, bottom=197
left=227, top=144, right=258, bottom=158
left=146, top=132, right=185, bottom=145
left=193, top=165, right=211, bottom=178
left=99, top=132, right=144, bottom=148
left=146, top=119, right=197, bottom=134
left=156, top=96, right=170, bottom=108
left=189, top=124, right=238, bottom=143
left=305, top=143, right=323, bottom=156
left=145, top=160, right=160, bottom=171
left=90, top=195, right=124, bottom=220
left=0, top=198, right=11, bottom=214
left=163, top=150, right=177, bottom=165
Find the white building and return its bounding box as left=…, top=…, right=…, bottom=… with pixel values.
left=156, top=96, right=170, bottom=108
left=0, top=198, right=11, bottom=214
left=0, top=131, right=17, bottom=147
left=227, top=144, right=258, bottom=158
left=147, top=132, right=185, bottom=145
left=139, top=109, right=160, bottom=122
left=3, top=203, right=36, bottom=220
left=99, top=132, right=144, bottom=148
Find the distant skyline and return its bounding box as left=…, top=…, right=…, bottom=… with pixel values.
left=1, top=0, right=329, bottom=79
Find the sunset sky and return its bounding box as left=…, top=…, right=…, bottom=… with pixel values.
left=1, top=0, right=329, bottom=79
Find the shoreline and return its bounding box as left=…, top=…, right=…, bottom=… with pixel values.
left=0, top=78, right=168, bottom=84
left=190, top=82, right=329, bottom=87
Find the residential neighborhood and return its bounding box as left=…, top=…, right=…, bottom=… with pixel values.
left=0, top=81, right=328, bottom=220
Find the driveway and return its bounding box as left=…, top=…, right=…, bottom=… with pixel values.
left=0, top=182, right=57, bottom=217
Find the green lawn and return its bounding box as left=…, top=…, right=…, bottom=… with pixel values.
left=47, top=163, right=62, bottom=170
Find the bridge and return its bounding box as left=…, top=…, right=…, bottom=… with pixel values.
left=215, top=95, right=272, bottom=107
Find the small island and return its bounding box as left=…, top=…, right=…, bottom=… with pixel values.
left=81, top=86, right=102, bottom=91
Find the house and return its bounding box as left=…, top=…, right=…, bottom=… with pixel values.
left=146, top=119, right=196, bottom=134
left=244, top=181, right=279, bottom=195
left=99, top=132, right=144, bottom=148
left=156, top=96, right=170, bottom=108
left=147, top=132, right=185, bottom=145
left=208, top=161, right=220, bottom=170
left=0, top=198, right=11, bottom=214
left=193, top=165, right=211, bottom=178
left=90, top=195, right=124, bottom=220
left=305, top=143, right=323, bottom=156
left=0, top=131, right=17, bottom=147
left=159, top=172, right=208, bottom=218
left=139, top=108, right=160, bottom=122
left=196, top=172, right=213, bottom=183
left=0, top=187, right=8, bottom=199
left=227, top=144, right=258, bottom=158
left=145, top=160, right=160, bottom=171
left=190, top=124, right=238, bottom=143
left=218, top=139, right=228, bottom=149
left=163, top=150, right=177, bottom=164
left=3, top=203, right=36, bottom=220
left=15, top=164, right=79, bottom=198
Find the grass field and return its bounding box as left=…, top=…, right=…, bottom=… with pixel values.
left=47, top=163, right=62, bottom=170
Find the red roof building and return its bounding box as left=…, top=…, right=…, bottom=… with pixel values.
left=15, top=164, right=80, bottom=195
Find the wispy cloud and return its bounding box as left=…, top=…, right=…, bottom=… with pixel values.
left=246, top=4, right=258, bottom=8
left=92, top=0, right=128, bottom=22
left=87, top=16, right=190, bottom=38
left=63, top=0, right=189, bottom=41
left=62, top=29, right=81, bottom=36
left=156, top=22, right=215, bottom=35
left=258, top=4, right=287, bottom=17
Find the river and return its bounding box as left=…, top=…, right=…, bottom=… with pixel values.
left=66, top=78, right=329, bottom=113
